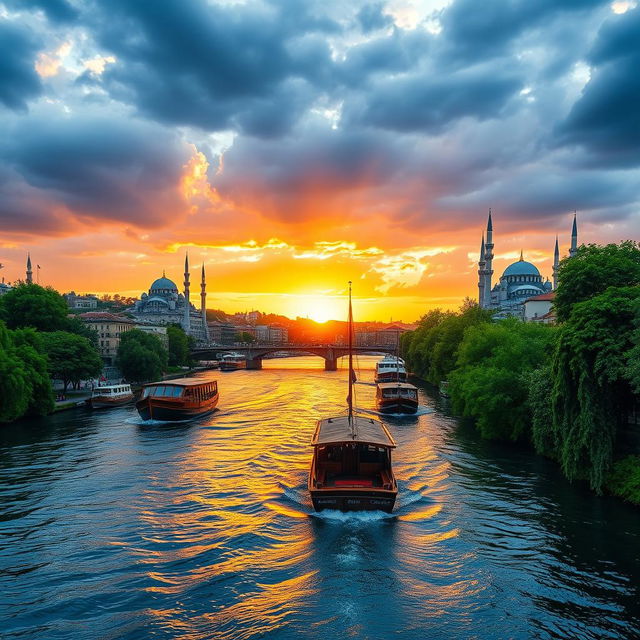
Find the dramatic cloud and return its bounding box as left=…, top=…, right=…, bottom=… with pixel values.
left=0, top=0, right=639, bottom=318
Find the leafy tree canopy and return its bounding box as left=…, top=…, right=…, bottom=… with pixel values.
left=43, top=331, right=103, bottom=392
left=0, top=322, right=54, bottom=422
left=550, top=286, right=640, bottom=492
left=117, top=329, right=168, bottom=384
left=167, top=324, right=193, bottom=367
left=554, top=241, right=640, bottom=322
left=0, top=283, right=69, bottom=331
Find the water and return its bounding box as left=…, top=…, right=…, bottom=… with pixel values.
left=1, top=356, right=639, bottom=639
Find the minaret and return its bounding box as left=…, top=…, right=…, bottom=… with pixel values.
left=183, top=252, right=191, bottom=333
left=478, top=233, right=486, bottom=308
left=26, top=253, right=33, bottom=284
left=200, top=263, right=209, bottom=342
left=483, top=210, right=494, bottom=308
left=553, top=235, right=559, bottom=289
left=569, top=211, right=578, bottom=258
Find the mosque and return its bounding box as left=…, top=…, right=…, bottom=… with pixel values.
left=132, top=254, right=210, bottom=343
left=477, top=211, right=578, bottom=317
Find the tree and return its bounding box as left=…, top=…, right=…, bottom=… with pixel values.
left=116, top=329, right=168, bottom=383
left=550, top=286, right=640, bottom=492
left=449, top=319, right=555, bottom=441
left=0, top=283, right=69, bottom=331
left=167, top=324, right=192, bottom=366
left=235, top=331, right=255, bottom=344
left=43, top=331, right=103, bottom=392
left=0, top=322, right=54, bottom=422
left=554, top=241, right=640, bottom=322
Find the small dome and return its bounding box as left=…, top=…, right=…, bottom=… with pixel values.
left=146, top=296, right=170, bottom=305
left=502, top=260, right=540, bottom=277
left=510, top=284, right=544, bottom=296
left=150, top=276, right=178, bottom=292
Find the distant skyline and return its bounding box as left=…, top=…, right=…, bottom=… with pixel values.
left=1, top=1, right=638, bottom=321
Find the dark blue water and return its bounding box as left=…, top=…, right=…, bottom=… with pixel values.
left=1, top=356, right=639, bottom=639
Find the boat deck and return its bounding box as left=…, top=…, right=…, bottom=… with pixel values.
left=315, top=467, right=394, bottom=490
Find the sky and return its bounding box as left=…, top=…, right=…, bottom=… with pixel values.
left=0, top=0, right=639, bottom=322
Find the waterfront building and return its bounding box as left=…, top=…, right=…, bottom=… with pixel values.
left=78, top=312, right=135, bottom=365
left=478, top=212, right=577, bottom=318
left=523, top=292, right=556, bottom=323
left=0, top=280, right=11, bottom=296
left=64, top=291, right=98, bottom=309
left=131, top=253, right=209, bottom=343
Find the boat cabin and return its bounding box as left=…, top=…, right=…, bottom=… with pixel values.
left=141, top=380, right=218, bottom=401
left=310, top=416, right=396, bottom=490
left=377, top=383, right=418, bottom=400
left=91, top=384, right=132, bottom=397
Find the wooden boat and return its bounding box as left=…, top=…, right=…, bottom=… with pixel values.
left=135, top=378, right=218, bottom=422
left=219, top=353, right=247, bottom=371
left=89, top=384, right=134, bottom=409
left=374, top=355, right=408, bottom=383
left=376, top=382, right=419, bottom=414
left=309, top=282, right=398, bottom=513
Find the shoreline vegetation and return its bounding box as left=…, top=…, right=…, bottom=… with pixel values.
left=0, top=283, right=193, bottom=424
left=401, top=241, right=640, bottom=507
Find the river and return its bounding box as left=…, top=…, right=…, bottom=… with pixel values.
left=1, top=356, right=639, bottom=639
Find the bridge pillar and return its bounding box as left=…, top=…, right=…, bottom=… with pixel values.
left=324, top=358, right=337, bottom=371
left=246, top=357, right=262, bottom=370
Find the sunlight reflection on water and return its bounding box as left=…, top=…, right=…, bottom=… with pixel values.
left=0, top=356, right=639, bottom=639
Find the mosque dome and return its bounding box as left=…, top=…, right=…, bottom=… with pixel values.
left=502, top=260, right=540, bottom=278
left=150, top=276, right=178, bottom=292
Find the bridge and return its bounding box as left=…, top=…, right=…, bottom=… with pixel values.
left=191, top=344, right=398, bottom=370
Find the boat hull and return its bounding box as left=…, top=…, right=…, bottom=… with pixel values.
left=90, top=395, right=134, bottom=409
left=219, top=363, right=246, bottom=371
left=310, top=489, right=396, bottom=513
left=135, top=394, right=219, bottom=422
left=374, top=373, right=408, bottom=384
left=376, top=399, right=418, bottom=414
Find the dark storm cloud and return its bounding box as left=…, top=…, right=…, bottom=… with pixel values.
left=0, top=21, right=42, bottom=111
left=438, top=0, right=608, bottom=66
left=558, top=8, right=640, bottom=167
left=343, top=66, right=521, bottom=133
left=85, top=0, right=337, bottom=136
left=356, top=3, right=393, bottom=33
left=4, top=0, right=78, bottom=23
left=0, top=114, right=191, bottom=230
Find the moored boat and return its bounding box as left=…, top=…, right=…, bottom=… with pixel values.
left=374, top=355, right=408, bottom=383
left=135, top=378, right=218, bottom=422
left=89, top=384, right=134, bottom=409
left=376, top=382, right=419, bottom=414
left=308, top=282, right=398, bottom=513
left=219, top=353, right=247, bottom=371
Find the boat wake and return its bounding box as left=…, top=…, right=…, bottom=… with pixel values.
left=125, top=416, right=195, bottom=426
left=310, top=509, right=396, bottom=523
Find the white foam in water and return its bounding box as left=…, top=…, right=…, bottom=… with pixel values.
left=356, top=406, right=434, bottom=418
left=125, top=417, right=194, bottom=426
left=310, top=509, right=395, bottom=523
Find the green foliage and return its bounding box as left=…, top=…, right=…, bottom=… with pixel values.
left=235, top=331, right=255, bottom=344
left=167, top=324, right=192, bottom=367
left=117, top=329, right=168, bottom=383
left=605, top=456, right=640, bottom=506
left=554, top=241, right=640, bottom=322
left=43, top=331, right=103, bottom=392
left=0, top=283, right=69, bottom=331
left=449, top=320, right=555, bottom=441
left=401, top=303, right=493, bottom=385
left=626, top=300, right=640, bottom=394
left=0, top=322, right=54, bottom=422
left=550, top=286, right=640, bottom=492
left=529, top=365, right=555, bottom=457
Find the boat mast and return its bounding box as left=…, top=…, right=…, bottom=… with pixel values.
left=347, top=281, right=355, bottom=437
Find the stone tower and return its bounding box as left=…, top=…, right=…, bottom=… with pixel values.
left=478, top=233, right=486, bottom=307
left=553, top=236, right=559, bottom=290
left=26, top=253, right=33, bottom=284
left=569, top=212, right=578, bottom=258
left=201, top=263, right=209, bottom=342
left=483, top=210, right=494, bottom=308
left=183, top=252, right=191, bottom=333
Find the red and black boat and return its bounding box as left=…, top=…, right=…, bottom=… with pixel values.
left=136, top=378, right=219, bottom=422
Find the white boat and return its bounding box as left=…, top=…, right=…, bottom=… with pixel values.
left=219, top=353, right=247, bottom=371
left=375, top=355, right=407, bottom=383
left=89, top=384, right=134, bottom=409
